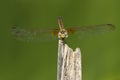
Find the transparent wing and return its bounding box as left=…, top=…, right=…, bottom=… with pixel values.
left=11, top=26, right=59, bottom=42
left=67, top=24, right=115, bottom=39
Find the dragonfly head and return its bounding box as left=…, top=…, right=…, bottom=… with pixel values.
left=58, top=29, right=68, bottom=39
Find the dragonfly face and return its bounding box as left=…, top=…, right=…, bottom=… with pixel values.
left=58, top=29, right=68, bottom=39
left=11, top=17, right=115, bottom=42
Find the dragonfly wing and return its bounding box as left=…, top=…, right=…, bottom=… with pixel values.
left=11, top=27, right=59, bottom=42
left=67, top=24, right=115, bottom=39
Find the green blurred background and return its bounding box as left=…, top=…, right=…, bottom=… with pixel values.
left=0, top=0, right=119, bottom=80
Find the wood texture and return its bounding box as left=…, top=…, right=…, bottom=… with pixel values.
left=57, top=40, right=82, bottom=80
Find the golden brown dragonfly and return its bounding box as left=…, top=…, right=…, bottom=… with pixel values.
left=12, top=16, right=115, bottom=41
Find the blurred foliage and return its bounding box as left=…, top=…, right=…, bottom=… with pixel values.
left=0, top=0, right=120, bottom=80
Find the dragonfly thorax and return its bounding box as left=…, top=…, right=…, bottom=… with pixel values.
left=58, top=30, right=68, bottom=39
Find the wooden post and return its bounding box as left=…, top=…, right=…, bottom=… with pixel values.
left=57, top=40, right=82, bottom=80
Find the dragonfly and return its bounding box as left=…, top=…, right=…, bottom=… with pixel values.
left=11, top=16, right=115, bottom=42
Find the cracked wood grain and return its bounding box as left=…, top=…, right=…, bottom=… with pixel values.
left=57, top=40, right=82, bottom=80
